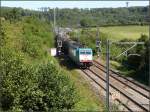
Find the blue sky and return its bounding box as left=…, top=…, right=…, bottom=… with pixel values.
left=1, top=1, right=149, bottom=10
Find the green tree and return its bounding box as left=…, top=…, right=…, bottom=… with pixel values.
left=37, top=62, right=78, bottom=111
left=0, top=48, right=78, bottom=111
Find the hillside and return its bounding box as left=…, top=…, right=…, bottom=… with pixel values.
left=1, top=6, right=149, bottom=27
left=1, top=17, right=73, bottom=111
left=49, top=6, right=148, bottom=27
left=1, top=17, right=54, bottom=62
left=0, top=14, right=103, bottom=111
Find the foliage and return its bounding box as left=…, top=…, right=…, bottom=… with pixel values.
left=1, top=16, right=54, bottom=60
left=0, top=23, right=8, bottom=46
left=37, top=62, right=78, bottom=111
left=133, top=34, right=149, bottom=84
left=116, top=34, right=149, bottom=85
left=0, top=47, right=78, bottom=111
left=136, top=34, right=148, bottom=54
left=1, top=6, right=148, bottom=27
left=1, top=7, right=22, bottom=23
left=22, top=35, right=43, bottom=58
left=80, top=18, right=93, bottom=27
left=0, top=48, right=36, bottom=111
left=21, top=20, right=44, bottom=58
left=53, top=7, right=148, bottom=27
left=0, top=16, right=78, bottom=111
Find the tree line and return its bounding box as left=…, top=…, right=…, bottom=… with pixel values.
left=1, top=6, right=149, bottom=27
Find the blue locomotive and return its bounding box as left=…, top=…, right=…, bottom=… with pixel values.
left=65, top=40, right=93, bottom=68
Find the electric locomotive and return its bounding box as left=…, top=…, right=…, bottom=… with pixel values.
left=65, top=40, right=93, bottom=68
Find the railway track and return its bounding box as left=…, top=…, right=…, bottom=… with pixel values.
left=81, top=61, right=150, bottom=111
left=94, top=60, right=149, bottom=92
left=82, top=69, right=134, bottom=111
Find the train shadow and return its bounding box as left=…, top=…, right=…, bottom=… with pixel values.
left=57, top=55, right=78, bottom=70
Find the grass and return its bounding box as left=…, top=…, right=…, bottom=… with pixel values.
left=100, top=25, right=149, bottom=40
left=70, top=70, right=103, bottom=111
left=57, top=56, right=104, bottom=111
left=76, top=25, right=149, bottom=41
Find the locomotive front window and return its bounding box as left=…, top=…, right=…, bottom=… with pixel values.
left=80, top=51, right=85, bottom=54
left=86, top=51, right=91, bottom=54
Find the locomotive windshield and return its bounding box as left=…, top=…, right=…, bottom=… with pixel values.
left=80, top=50, right=92, bottom=55
left=80, top=51, right=85, bottom=54
left=86, top=51, right=91, bottom=54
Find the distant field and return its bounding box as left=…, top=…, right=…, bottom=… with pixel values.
left=100, top=25, right=149, bottom=40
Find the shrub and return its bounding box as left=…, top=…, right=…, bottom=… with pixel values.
left=0, top=48, right=78, bottom=111
left=22, top=35, right=43, bottom=58
left=0, top=48, right=37, bottom=111
left=0, top=17, right=78, bottom=111
left=37, top=62, right=78, bottom=111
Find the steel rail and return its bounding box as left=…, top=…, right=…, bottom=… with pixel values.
left=93, top=60, right=150, bottom=92
left=88, top=68, right=148, bottom=112
left=81, top=69, right=133, bottom=112
left=93, top=61, right=149, bottom=99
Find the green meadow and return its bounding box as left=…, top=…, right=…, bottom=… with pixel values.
left=100, top=25, right=149, bottom=40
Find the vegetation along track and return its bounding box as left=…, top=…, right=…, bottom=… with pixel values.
left=93, top=60, right=150, bottom=99
left=81, top=61, right=150, bottom=111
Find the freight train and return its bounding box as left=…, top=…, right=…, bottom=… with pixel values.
left=56, top=28, right=93, bottom=68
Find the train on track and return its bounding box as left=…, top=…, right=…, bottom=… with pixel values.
left=64, top=40, right=93, bottom=68
left=56, top=27, right=93, bottom=68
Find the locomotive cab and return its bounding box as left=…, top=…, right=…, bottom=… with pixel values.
left=79, top=48, right=93, bottom=68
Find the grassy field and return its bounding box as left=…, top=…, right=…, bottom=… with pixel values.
left=57, top=56, right=104, bottom=111
left=72, top=25, right=149, bottom=49
left=100, top=25, right=149, bottom=40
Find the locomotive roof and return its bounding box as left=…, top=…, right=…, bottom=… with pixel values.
left=68, top=40, right=83, bottom=48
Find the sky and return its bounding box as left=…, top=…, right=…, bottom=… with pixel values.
left=1, top=1, right=149, bottom=10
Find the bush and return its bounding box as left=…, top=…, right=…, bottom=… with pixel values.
left=22, top=35, right=43, bottom=58
left=37, top=62, right=78, bottom=111
left=0, top=48, right=78, bottom=111
left=0, top=48, right=36, bottom=111
left=21, top=17, right=54, bottom=58
left=0, top=16, right=78, bottom=111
